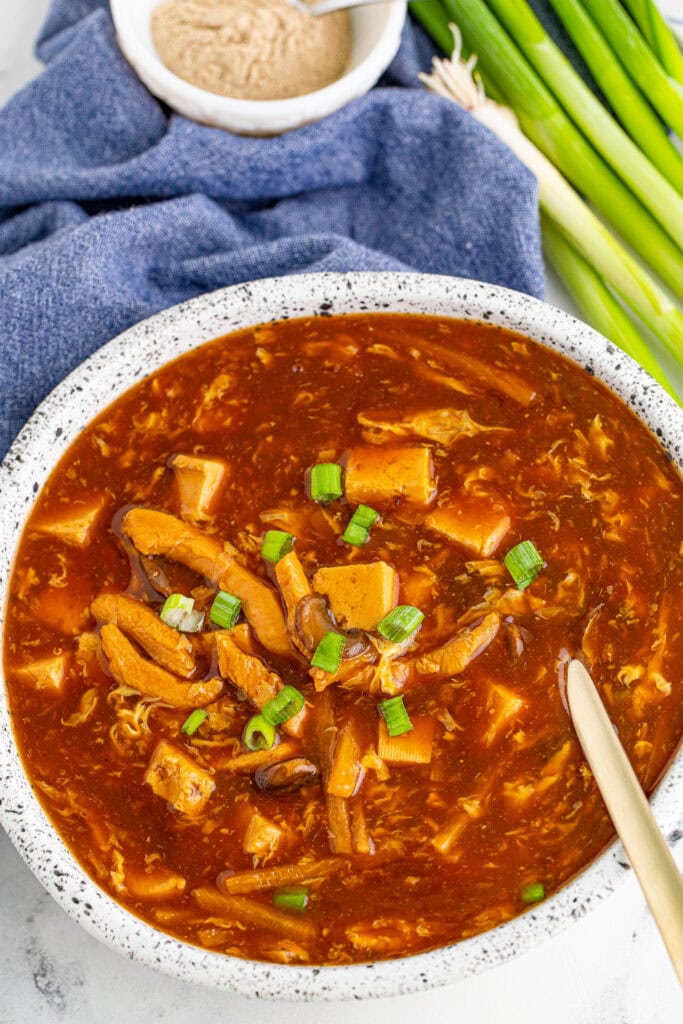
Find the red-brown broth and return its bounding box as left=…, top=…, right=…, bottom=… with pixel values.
left=4, top=314, right=682, bottom=966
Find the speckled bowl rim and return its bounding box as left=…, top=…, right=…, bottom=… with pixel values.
left=0, top=272, right=681, bottom=1001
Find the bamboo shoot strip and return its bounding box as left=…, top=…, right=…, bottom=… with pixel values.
left=621, top=0, right=683, bottom=84
left=487, top=0, right=683, bottom=243
left=582, top=0, right=683, bottom=137
left=217, top=858, right=345, bottom=895
left=441, top=0, right=683, bottom=302
left=192, top=888, right=317, bottom=941
left=420, top=44, right=683, bottom=373
left=541, top=215, right=677, bottom=401
left=547, top=0, right=683, bottom=192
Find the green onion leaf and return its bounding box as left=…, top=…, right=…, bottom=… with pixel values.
left=209, top=590, right=242, bottom=629
left=181, top=709, right=208, bottom=736
left=311, top=632, right=345, bottom=674
left=310, top=463, right=343, bottom=502
left=343, top=504, right=380, bottom=546
left=262, top=685, right=305, bottom=726
left=521, top=882, right=545, bottom=904
left=504, top=541, right=544, bottom=590
left=272, top=887, right=309, bottom=912
left=242, top=714, right=276, bottom=751
left=160, top=593, right=205, bottom=633
left=261, top=530, right=294, bottom=564
left=379, top=695, right=413, bottom=737
left=377, top=605, right=424, bottom=642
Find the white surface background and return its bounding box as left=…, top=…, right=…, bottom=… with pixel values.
left=1, top=3, right=682, bottom=1022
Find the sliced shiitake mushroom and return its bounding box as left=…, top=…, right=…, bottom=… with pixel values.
left=294, top=594, right=369, bottom=660
left=254, top=757, right=319, bottom=793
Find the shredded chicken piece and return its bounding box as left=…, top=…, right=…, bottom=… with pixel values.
left=415, top=613, right=500, bottom=678
left=100, top=624, right=222, bottom=707
left=215, top=628, right=307, bottom=737
left=91, top=593, right=196, bottom=676
left=122, top=508, right=292, bottom=656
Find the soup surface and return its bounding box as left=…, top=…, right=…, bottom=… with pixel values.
left=4, top=314, right=682, bottom=966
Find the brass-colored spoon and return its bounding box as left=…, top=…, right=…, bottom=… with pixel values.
left=567, top=659, right=683, bottom=984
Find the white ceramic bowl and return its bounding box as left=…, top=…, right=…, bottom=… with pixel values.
left=110, top=0, right=407, bottom=135
left=1, top=273, right=681, bottom=1000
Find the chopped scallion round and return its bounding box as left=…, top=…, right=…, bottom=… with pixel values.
left=261, top=530, right=294, bottom=564
left=377, top=605, right=424, bottom=642
left=272, top=886, right=309, bottom=912
left=342, top=522, right=370, bottom=547
left=262, top=685, right=305, bottom=726
left=209, top=590, right=242, bottom=629
left=160, top=593, right=205, bottom=633
left=181, top=709, right=208, bottom=736
left=310, top=631, right=345, bottom=674
left=242, top=714, right=276, bottom=751
left=504, top=540, right=544, bottom=590
left=342, top=503, right=379, bottom=546
left=351, top=504, right=379, bottom=530
left=379, top=695, right=413, bottom=737
left=310, top=463, right=343, bottom=502
left=520, top=882, right=545, bottom=904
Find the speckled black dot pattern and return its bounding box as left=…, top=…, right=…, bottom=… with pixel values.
left=0, top=273, right=681, bottom=1000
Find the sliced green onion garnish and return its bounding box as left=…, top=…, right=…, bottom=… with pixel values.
left=310, top=631, right=345, bottom=674
left=261, top=530, right=294, bottom=564
left=310, top=463, right=343, bottom=502
left=379, top=695, right=413, bottom=737
left=342, top=504, right=379, bottom=546
left=181, top=709, right=208, bottom=736
left=351, top=504, right=379, bottom=530
left=160, top=593, right=205, bottom=633
left=209, top=590, right=242, bottom=629
left=377, top=605, right=424, bottom=642
left=520, top=882, right=545, bottom=904
left=262, top=685, right=305, bottom=726
left=242, top=714, right=276, bottom=751
left=504, top=540, right=544, bottom=590
left=272, top=886, right=309, bottom=912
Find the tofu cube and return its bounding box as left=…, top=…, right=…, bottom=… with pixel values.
left=345, top=446, right=436, bottom=507
left=313, top=561, right=399, bottom=631
left=14, top=653, right=70, bottom=694
left=144, top=739, right=215, bottom=816
left=482, top=683, right=525, bottom=747
left=34, top=497, right=106, bottom=548
left=243, top=810, right=284, bottom=856
left=170, top=453, right=229, bottom=521
left=425, top=500, right=510, bottom=557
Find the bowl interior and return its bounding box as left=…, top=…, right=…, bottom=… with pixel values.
left=1, top=272, right=681, bottom=1000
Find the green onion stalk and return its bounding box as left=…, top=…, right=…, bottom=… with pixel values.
left=581, top=0, right=683, bottom=137
left=439, top=0, right=683, bottom=302
left=545, top=0, right=683, bottom=192
left=621, top=0, right=683, bottom=84
left=540, top=215, right=672, bottom=395
left=418, top=28, right=683, bottom=400
left=487, top=0, right=683, bottom=215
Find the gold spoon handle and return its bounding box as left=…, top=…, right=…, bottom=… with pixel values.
left=567, top=659, right=683, bottom=985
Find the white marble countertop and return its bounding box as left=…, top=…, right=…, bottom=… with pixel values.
left=1, top=3, right=682, bottom=1021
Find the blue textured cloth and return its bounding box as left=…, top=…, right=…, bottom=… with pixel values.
left=0, top=1, right=544, bottom=459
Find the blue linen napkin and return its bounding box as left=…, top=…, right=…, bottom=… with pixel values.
left=0, top=1, right=545, bottom=460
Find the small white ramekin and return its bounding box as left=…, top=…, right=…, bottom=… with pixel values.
left=109, top=0, right=407, bottom=135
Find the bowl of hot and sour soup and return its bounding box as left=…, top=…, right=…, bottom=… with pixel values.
left=0, top=272, right=681, bottom=999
